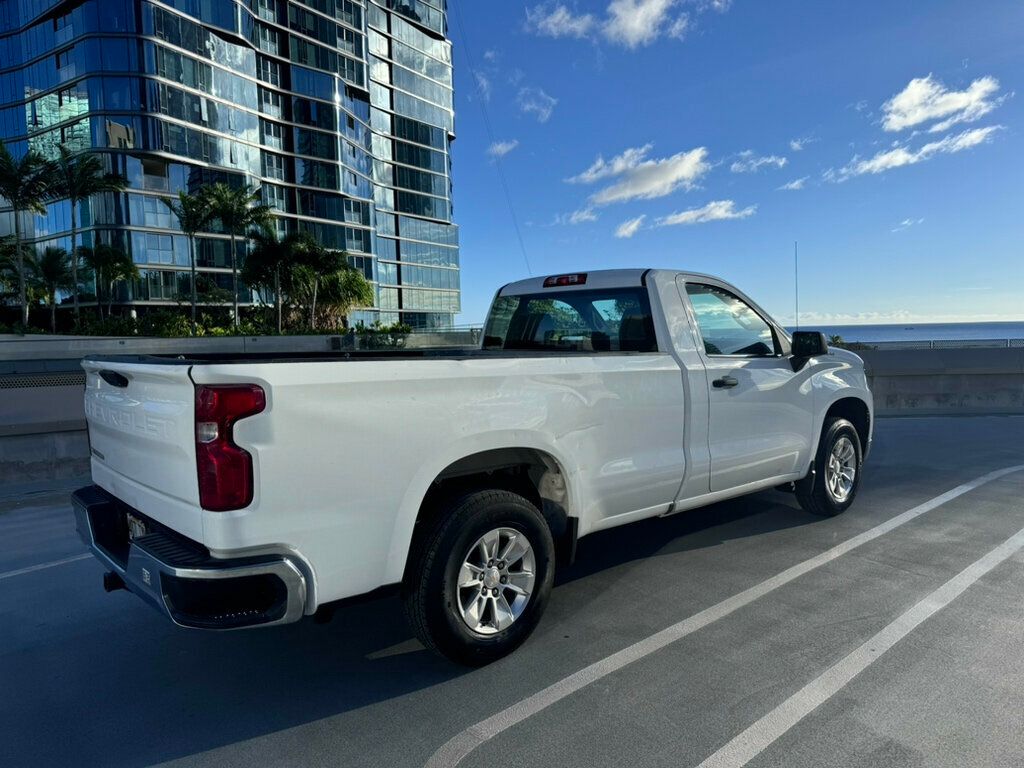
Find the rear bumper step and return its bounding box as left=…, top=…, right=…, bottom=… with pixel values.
left=72, top=485, right=306, bottom=630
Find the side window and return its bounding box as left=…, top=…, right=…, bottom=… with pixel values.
left=685, top=283, right=777, bottom=356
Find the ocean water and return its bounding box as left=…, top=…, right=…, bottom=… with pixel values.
left=785, top=322, right=1024, bottom=343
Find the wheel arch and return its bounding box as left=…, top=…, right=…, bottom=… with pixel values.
left=385, top=436, right=578, bottom=585
left=819, top=396, right=872, bottom=456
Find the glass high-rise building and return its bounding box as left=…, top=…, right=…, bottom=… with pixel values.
left=0, top=0, right=459, bottom=328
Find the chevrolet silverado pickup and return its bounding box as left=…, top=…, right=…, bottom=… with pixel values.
left=73, top=269, right=873, bottom=665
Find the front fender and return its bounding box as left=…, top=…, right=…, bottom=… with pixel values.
left=808, top=350, right=874, bottom=458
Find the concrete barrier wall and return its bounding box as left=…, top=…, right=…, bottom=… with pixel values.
left=0, top=331, right=479, bottom=362
left=860, top=348, right=1024, bottom=416
left=0, top=430, right=90, bottom=487
left=0, top=333, right=342, bottom=361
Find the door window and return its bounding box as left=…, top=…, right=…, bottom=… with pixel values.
left=685, top=283, right=777, bottom=356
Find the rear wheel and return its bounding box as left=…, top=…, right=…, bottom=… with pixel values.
left=796, top=417, right=863, bottom=516
left=403, top=489, right=555, bottom=666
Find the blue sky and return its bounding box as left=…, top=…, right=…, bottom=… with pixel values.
left=447, top=0, right=1023, bottom=326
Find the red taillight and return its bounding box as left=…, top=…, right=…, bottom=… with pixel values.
left=195, top=384, right=266, bottom=511
left=543, top=273, right=588, bottom=288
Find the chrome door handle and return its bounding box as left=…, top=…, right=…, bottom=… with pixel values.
left=712, top=375, right=738, bottom=389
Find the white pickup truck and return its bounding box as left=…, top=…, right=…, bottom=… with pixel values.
left=73, top=269, right=872, bottom=664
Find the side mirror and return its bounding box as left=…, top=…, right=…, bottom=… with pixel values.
left=791, top=330, right=829, bottom=359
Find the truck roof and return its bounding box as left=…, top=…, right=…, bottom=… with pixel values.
left=500, top=269, right=649, bottom=295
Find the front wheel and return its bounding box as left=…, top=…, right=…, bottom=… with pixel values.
left=402, top=489, right=555, bottom=666
left=796, top=417, right=863, bottom=516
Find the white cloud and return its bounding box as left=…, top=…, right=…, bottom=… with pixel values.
left=604, top=0, right=679, bottom=48
left=582, top=147, right=711, bottom=205
left=891, top=217, right=925, bottom=232
left=615, top=215, right=646, bottom=238
left=487, top=140, right=519, bottom=158
left=525, top=4, right=597, bottom=39
left=730, top=150, right=787, bottom=173
left=778, top=176, right=808, bottom=191
left=667, top=13, right=690, bottom=39
left=517, top=87, right=558, bottom=123
left=789, top=137, right=814, bottom=152
left=882, top=74, right=1002, bottom=133
left=832, top=125, right=1001, bottom=180
left=474, top=72, right=492, bottom=101
left=554, top=207, right=599, bottom=225
left=565, top=144, right=654, bottom=184
left=483, top=49, right=499, bottom=62
left=525, top=0, right=700, bottom=48
left=654, top=199, right=756, bottom=227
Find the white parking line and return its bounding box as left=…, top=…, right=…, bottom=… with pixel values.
left=0, top=553, right=92, bottom=581
left=424, top=464, right=1024, bottom=768
left=698, top=521, right=1024, bottom=768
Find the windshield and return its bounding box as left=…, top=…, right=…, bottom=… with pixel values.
left=483, top=287, right=657, bottom=352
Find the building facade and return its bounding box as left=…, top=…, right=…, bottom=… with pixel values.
left=0, top=0, right=460, bottom=328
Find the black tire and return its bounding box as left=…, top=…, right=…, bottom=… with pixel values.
left=796, top=417, right=863, bottom=517
left=402, top=489, right=555, bottom=666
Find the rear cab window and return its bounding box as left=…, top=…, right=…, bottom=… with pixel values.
left=483, top=287, right=658, bottom=352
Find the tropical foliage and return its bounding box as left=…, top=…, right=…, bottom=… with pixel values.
left=0, top=142, right=51, bottom=327
left=162, top=189, right=212, bottom=334
left=78, top=244, right=138, bottom=319
left=29, top=246, right=74, bottom=333
left=1, top=140, right=377, bottom=336
left=243, top=228, right=374, bottom=333
left=204, top=183, right=271, bottom=328
left=47, top=145, right=128, bottom=320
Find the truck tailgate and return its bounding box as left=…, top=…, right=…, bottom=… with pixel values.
left=82, top=359, right=203, bottom=541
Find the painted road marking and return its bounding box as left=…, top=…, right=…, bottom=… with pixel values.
left=0, top=553, right=92, bottom=581
left=698, top=522, right=1024, bottom=768
left=424, top=464, right=1024, bottom=768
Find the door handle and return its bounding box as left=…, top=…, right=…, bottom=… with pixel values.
left=712, top=375, right=739, bottom=389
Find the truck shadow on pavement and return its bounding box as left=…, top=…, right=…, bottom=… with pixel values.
left=558, top=490, right=813, bottom=586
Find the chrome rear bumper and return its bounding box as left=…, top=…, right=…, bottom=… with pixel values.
left=72, top=485, right=306, bottom=630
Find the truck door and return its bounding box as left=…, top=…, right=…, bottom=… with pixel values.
left=676, top=278, right=813, bottom=493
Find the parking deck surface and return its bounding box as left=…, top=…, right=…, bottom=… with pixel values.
left=2, top=416, right=1023, bottom=768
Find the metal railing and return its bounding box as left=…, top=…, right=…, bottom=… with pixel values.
left=841, top=338, right=1024, bottom=350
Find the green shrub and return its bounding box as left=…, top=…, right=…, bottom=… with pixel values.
left=75, top=316, right=139, bottom=336
left=355, top=321, right=411, bottom=350
left=138, top=310, right=195, bottom=338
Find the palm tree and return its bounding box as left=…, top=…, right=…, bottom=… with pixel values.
left=0, top=236, right=18, bottom=307
left=47, top=146, right=128, bottom=322
left=318, top=262, right=374, bottom=329
left=205, top=184, right=271, bottom=327
left=242, top=227, right=310, bottom=334
left=29, top=246, right=73, bottom=333
left=79, top=244, right=137, bottom=319
left=290, top=245, right=373, bottom=330
left=162, top=190, right=211, bottom=335
left=105, top=250, right=139, bottom=318
left=0, top=141, right=52, bottom=328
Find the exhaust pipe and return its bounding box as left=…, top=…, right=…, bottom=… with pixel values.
left=103, top=571, right=126, bottom=593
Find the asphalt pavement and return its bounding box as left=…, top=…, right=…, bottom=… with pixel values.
left=1, top=416, right=1023, bottom=768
